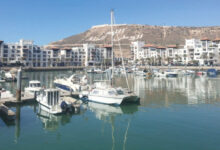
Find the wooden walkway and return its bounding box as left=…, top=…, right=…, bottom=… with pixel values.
left=0, top=94, right=35, bottom=105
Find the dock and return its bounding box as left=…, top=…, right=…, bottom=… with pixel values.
left=0, top=94, right=35, bottom=105
left=0, top=104, right=15, bottom=120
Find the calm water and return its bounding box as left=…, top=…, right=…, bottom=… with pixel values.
left=1, top=71, right=220, bottom=150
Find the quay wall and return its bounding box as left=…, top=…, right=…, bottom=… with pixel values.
left=1, top=66, right=220, bottom=72
left=139, top=66, right=220, bottom=71
left=0, top=66, right=85, bottom=72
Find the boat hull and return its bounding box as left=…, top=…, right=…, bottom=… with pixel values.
left=88, top=95, right=124, bottom=105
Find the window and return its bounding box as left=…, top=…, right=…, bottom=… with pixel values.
left=108, top=90, right=116, bottom=95
left=92, top=90, right=99, bottom=94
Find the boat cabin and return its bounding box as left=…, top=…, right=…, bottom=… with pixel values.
left=29, top=80, right=41, bottom=88
left=43, top=89, right=60, bottom=106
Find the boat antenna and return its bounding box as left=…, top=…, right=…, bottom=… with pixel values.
left=111, top=9, right=114, bottom=86
left=113, top=16, right=130, bottom=91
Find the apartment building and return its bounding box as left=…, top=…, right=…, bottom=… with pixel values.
left=131, top=39, right=220, bottom=65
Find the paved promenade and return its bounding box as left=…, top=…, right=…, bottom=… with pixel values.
left=139, top=66, right=220, bottom=70
left=0, top=66, right=84, bottom=71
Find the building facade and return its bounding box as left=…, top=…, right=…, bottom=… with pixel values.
left=131, top=38, right=220, bottom=65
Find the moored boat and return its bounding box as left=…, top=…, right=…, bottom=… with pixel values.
left=24, top=80, right=42, bottom=97
left=54, top=74, right=88, bottom=93
left=36, top=89, right=73, bottom=114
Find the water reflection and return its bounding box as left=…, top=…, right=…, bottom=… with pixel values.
left=85, top=102, right=138, bottom=150
left=37, top=108, right=73, bottom=131
left=133, top=76, right=220, bottom=106
left=86, top=102, right=138, bottom=121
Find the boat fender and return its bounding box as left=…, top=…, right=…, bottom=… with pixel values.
left=61, top=101, right=68, bottom=110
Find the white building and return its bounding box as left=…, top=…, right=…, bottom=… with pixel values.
left=130, top=41, right=145, bottom=61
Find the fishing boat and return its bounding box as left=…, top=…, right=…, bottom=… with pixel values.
left=24, top=80, right=42, bottom=97
left=54, top=74, right=88, bottom=93
left=85, top=10, right=140, bottom=105
left=36, top=89, right=72, bottom=114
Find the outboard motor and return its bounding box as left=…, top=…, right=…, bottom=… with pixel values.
left=60, top=101, right=68, bottom=111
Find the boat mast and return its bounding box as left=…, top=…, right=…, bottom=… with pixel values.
left=111, top=9, right=114, bottom=85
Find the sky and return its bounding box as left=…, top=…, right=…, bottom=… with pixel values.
left=0, top=0, right=220, bottom=45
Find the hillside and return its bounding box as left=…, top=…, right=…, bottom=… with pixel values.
left=47, top=24, right=220, bottom=58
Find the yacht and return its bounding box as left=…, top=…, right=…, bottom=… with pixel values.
left=36, top=89, right=71, bottom=114
left=84, top=10, right=140, bottom=105
left=24, top=80, right=42, bottom=97
left=54, top=74, right=88, bottom=93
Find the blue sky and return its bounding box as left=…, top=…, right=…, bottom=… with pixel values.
left=0, top=0, right=220, bottom=45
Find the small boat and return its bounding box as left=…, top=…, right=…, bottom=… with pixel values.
left=54, top=74, right=88, bottom=93
left=196, top=71, right=207, bottom=76
left=154, top=70, right=177, bottom=78
left=87, top=68, right=104, bottom=74
left=36, top=89, right=72, bottom=114
left=24, top=80, right=42, bottom=97
left=4, top=72, right=17, bottom=82
left=207, top=69, right=217, bottom=77
left=185, top=70, right=195, bottom=75
left=0, top=87, right=13, bottom=99
left=165, top=70, right=178, bottom=77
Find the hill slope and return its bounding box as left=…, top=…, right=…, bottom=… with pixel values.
left=48, top=24, right=220, bottom=58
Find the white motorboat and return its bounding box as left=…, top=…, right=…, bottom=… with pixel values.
left=4, top=72, right=17, bottom=82
left=36, top=89, right=71, bottom=114
left=87, top=82, right=139, bottom=105
left=154, top=70, right=178, bottom=78
left=24, top=80, right=42, bottom=97
left=0, top=87, right=13, bottom=99
left=87, top=68, right=104, bottom=74
left=54, top=74, right=88, bottom=93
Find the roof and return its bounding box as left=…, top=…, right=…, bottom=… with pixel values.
left=201, top=38, right=210, bottom=41
left=167, top=45, right=178, bottom=48
left=142, top=44, right=156, bottom=48
left=157, top=46, right=166, bottom=49
left=63, top=47, right=72, bottom=50
left=213, top=38, right=220, bottom=42
left=51, top=47, right=60, bottom=50
left=101, top=45, right=112, bottom=48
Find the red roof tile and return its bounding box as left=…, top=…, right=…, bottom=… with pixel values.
left=213, top=38, right=220, bottom=42
left=201, top=37, right=210, bottom=41
left=101, top=45, right=112, bottom=48
left=142, top=44, right=156, bottom=48
left=167, top=45, right=177, bottom=48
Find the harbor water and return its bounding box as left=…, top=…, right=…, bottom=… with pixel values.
left=1, top=70, right=220, bottom=150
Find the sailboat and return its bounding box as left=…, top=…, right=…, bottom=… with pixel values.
left=86, top=10, right=140, bottom=105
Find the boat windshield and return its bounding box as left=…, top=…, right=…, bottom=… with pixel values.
left=30, top=83, right=41, bottom=87
left=116, top=88, right=124, bottom=95
left=108, top=90, right=116, bottom=95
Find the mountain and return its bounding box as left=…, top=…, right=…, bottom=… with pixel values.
left=47, top=24, right=220, bottom=58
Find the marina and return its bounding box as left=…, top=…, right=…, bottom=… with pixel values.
left=1, top=0, right=220, bottom=149
left=0, top=70, right=220, bottom=149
